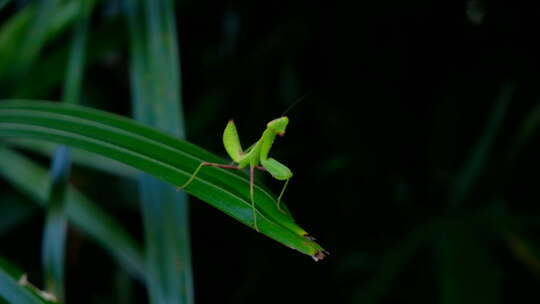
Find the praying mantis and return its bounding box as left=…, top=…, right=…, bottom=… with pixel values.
left=177, top=116, right=292, bottom=232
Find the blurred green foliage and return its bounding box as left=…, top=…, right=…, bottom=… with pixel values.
left=2, top=0, right=540, bottom=303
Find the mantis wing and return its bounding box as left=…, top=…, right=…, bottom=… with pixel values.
left=260, top=158, right=292, bottom=180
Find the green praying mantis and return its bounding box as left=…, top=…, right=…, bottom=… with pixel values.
left=177, top=116, right=292, bottom=232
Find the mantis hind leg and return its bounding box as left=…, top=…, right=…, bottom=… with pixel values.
left=176, top=162, right=240, bottom=190
left=276, top=178, right=290, bottom=213
left=179, top=162, right=260, bottom=232
left=249, top=165, right=259, bottom=232
left=259, top=158, right=292, bottom=213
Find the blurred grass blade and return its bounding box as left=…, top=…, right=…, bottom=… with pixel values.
left=0, top=146, right=146, bottom=281
left=0, top=0, right=10, bottom=12
left=504, top=232, right=540, bottom=275
left=488, top=203, right=540, bottom=276
left=42, top=146, right=70, bottom=301
left=17, top=0, right=61, bottom=73
left=0, top=1, right=86, bottom=81
left=436, top=220, right=502, bottom=304
left=114, top=270, right=135, bottom=304
left=350, top=221, right=435, bottom=303
left=62, top=0, right=90, bottom=106
left=41, top=1, right=91, bottom=300
left=510, top=102, right=540, bottom=158
left=0, top=3, right=34, bottom=76
left=0, top=101, right=327, bottom=259
left=0, top=198, right=36, bottom=237
left=0, top=258, right=55, bottom=304
left=126, top=0, right=193, bottom=302
left=448, top=84, right=514, bottom=206
left=8, top=16, right=123, bottom=99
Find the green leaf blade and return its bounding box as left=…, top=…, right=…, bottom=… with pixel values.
left=0, top=100, right=326, bottom=259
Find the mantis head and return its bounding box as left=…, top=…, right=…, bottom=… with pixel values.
left=267, top=116, right=289, bottom=136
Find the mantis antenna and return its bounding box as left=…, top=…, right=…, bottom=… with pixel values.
left=280, top=92, right=310, bottom=116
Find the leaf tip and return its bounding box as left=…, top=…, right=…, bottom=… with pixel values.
left=312, top=250, right=329, bottom=262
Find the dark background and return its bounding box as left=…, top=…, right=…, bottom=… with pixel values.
left=3, top=0, right=540, bottom=303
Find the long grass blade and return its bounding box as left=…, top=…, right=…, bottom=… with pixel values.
left=448, top=84, right=514, bottom=206
left=488, top=203, right=540, bottom=276
left=17, top=0, right=61, bottom=73
left=62, top=0, right=90, bottom=106
left=41, top=146, right=70, bottom=301
left=36, top=0, right=71, bottom=299
left=436, top=220, right=502, bottom=304
left=509, top=102, right=540, bottom=158
left=0, top=1, right=88, bottom=81
left=126, top=0, right=193, bottom=301
left=0, top=0, right=10, bottom=12
left=0, top=198, right=36, bottom=237
left=350, top=221, right=435, bottom=303
left=41, top=1, right=91, bottom=300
